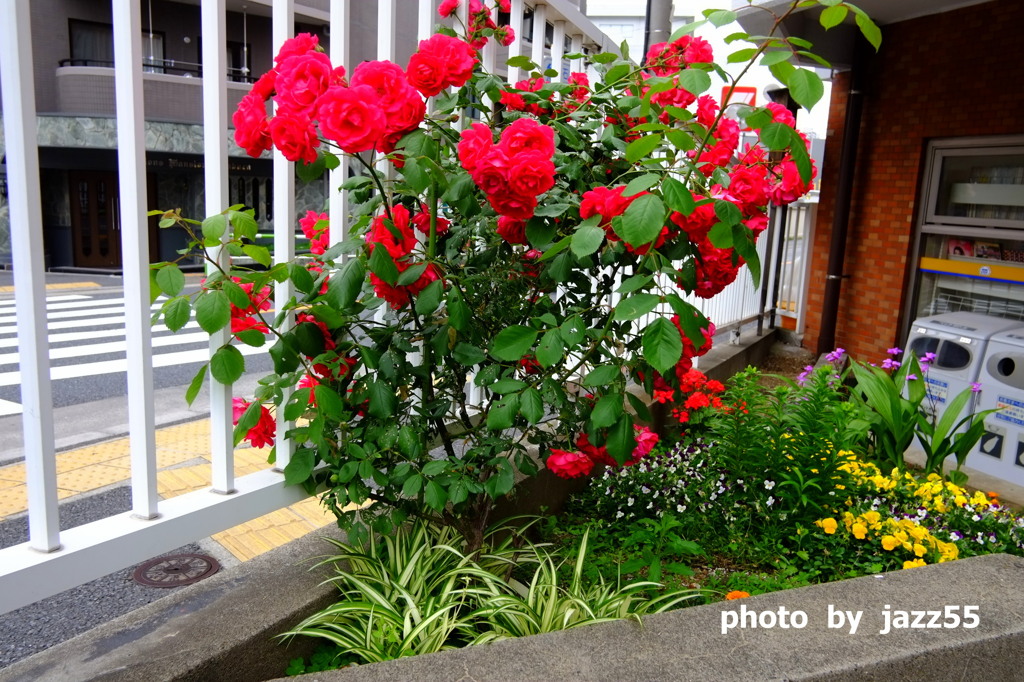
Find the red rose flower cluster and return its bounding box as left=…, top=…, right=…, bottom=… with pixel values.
left=406, top=34, right=478, bottom=98
left=671, top=312, right=716, bottom=380
left=546, top=425, right=660, bottom=479
left=228, top=277, right=272, bottom=337
left=459, top=118, right=556, bottom=231
left=232, top=397, right=276, bottom=449
left=299, top=210, right=329, bottom=255
left=364, top=204, right=443, bottom=309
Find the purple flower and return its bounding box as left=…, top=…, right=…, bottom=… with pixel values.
left=887, top=346, right=903, bottom=357
left=796, top=364, right=814, bottom=385
left=971, top=382, right=982, bottom=393
left=920, top=352, right=937, bottom=366
left=906, top=374, right=918, bottom=380
left=882, top=358, right=901, bottom=370
left=825, top=347, right=846, bottom=363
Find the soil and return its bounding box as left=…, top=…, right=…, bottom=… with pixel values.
left=754, top=341, right=817, bottom=388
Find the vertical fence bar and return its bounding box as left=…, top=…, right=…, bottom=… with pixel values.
left=550, top=20, right=565, bottom=81
left=378, top=0, right=397, bottom=61
left=1, top=0, right=60, bottom=552
left=531, top=3, right=547, bottom=73
left=417, top=0, right=433, bottom=41
left=272, top=0, right=296, bottom=472
left=202, top=0, right=235, bottom=494
left=112, top=0, right=159, bottom=518
left=329, top=0, right=350, bottom=249
left=569, top=33, right=583, bottom=74
left=507, top=0, right=525, bottom=82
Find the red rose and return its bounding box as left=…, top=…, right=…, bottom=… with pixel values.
left=488, top=192, right=537, bottom=220
left=232, top=93, right=271, bottom=158
left=438, top=0, right=458, bottom=16
left=499, top=117, right=555, bottom=157
left=412, top=204, right=450, bottom=235
left=350, top=61, right=420, bottom=115
left=458, top=122, right=494, bottom=172
left=252, top=70, right=277, bottom=99
left=299, top=210, right=329, bottom=254
left=407, top=34, right=478, bottom=97
left=406, top=48, right=447, bottom=97
left=274, top=51, right=334, bottom=115
left=546, top=448, right=594, bottom=479
left=471, top=148, right=511, bottom=196
left=496, top=216, right=528, bottom=245
left=274, top=33, right=319, bottom=65
left=316, top=84, right=386, bottom=153
left=506, top=150, right=554, bottom=197
left=365, top=205, right=417, bottom=260
left=268, top=110, right=319, bottom=164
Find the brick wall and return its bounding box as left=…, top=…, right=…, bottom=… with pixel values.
left=805, top=0, right=1024, bottom=361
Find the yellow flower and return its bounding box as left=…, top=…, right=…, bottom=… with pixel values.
left=903, top=559, right=927, bottom=569
left=881, top=535, right=901, bottom=551
left=852, top=522, right=868, bottom=540
left=862, top=510, right=881, bottom=527
left=913, top=543, right=928, bottom=558
left=817, top=518, right=838, bottom=534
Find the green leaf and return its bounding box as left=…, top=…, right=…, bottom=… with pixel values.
left=326, top=258, right=365, bottom=310
left=733, top=223, right=761, bottom=287
left=537, top=235, right=571, bottom=263
left=447, top=289, right=471, bottom=331
left=560, top=316, right=585, bottom=347
left=284, top=449, right=315, bottom=486
left=643, top=317, right=683, bottom=373
left=295, top=153, right=326, bottom=182
left=662, top=176, right=696, bottom=215
left=242, top=244, right=272, bottom=267
left=788, top=68, right=824, bottom=111
left=269, top=336, right=300, bottom=374
left=617, top=274, right=653, bottom=294
left=705, top=9, right=736, bottom=27
left=234, top=329, right=266, bottom=347
left=490, top=325, right=538, bottom=361
left=422, top=460, right=448, bottom=476
left=789, top=127, right=814, bottom=184
left=606, top=414, right=636, bottom=465
left=155, top=265, right=185, bottom=296
left=623, top=173, right=661, bottom=196
left=201, top=213, right=228, bottom=242
left=163, top=296, right=191, bottom=332
left=769, top=60, right=795, bottom=86
left=506, top=55, right=537, bottom=69
left=452, top=341, right=484, bottom=367
left=294, top=321, right=327, bottom=357
left=615, top=194, right=667, bottom=247
left=708, top=221, right=734, bottom=249
left=583, top=365, right=620, bottom=388
left=367, top=379, right=397, bottom=418
left=820, top=4, right=848, bottom=29
left=368, top=245, right=399, bottom=286
left=486, top=395, right=519, bottom=431
left=591, top=393, right=623, bottom=428
left=314, top=385, right=345, bottom=418
left=727, top=47, right=758, bottom=64
left=223, top=279, right=253, bottom=310
left=535, top=328, right=564, bottom=368
left=229, top=210, right=259, bottom=241
left=571, top=224, right=606, bottom=257
left=210, top=344, right=245, bottom=384
left=288, top=262, right=316, bottom=294
left=195, top=290, right=231, bottom=334
left=854, top=11, right=882, bottom=50
left=678, top=68, right=712, bottom=95
left=714, top=199, right=743, bottom=227
left=533, top=203, right=572, bottom=217
left=520, top=387, right=543, bottom=424
left=401, top=157, right=430, bottom=194
left=491, top=378, right=528, bottom=394
left=759, top=51, right=792, bottom=67
left=184, top=363, right=207, bottom=406
left=760, top=121, right=793, bottom=150
left=284, top=389, right=312, bottom=421
left=414, top=279, right=443, bottom=316
left=625, top=135, right=663, bottom=163
left=402, top=473, right=424, bottom=497
left=665, top=129, right=695, bottom=152
left=614, top=293, right=661, bottom=321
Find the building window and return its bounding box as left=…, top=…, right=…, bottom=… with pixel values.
left=69, top=19, right=114, bottom=67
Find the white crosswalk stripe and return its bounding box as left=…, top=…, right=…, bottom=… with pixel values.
left=0, top=291, right=265, bottom=416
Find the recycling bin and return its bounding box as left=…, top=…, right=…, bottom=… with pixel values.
left=905, top=312, right=1021, bottom=417
left=969, top=327, right=1024, bottom=485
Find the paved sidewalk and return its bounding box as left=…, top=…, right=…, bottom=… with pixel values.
left=0, top=419, right=335, bottom=562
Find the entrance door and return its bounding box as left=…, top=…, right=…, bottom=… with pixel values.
left=70, top=171, right=121, bottom=268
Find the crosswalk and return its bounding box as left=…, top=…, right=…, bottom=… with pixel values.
left=0, top=291, right=266, bottom=417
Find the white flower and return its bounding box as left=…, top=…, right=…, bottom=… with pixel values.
left=766, top=496, right=775, bottom=507
left=677, top=504, right=686, bottom=513
left=972, top=514, right=982, bottom=522
left=627, top=497, right=634, bottom=507
left=641, top=486, right=651, bottom=494
left=616, top=510, right=624, bottom=519
left=764, top=480, right=775, bottom=491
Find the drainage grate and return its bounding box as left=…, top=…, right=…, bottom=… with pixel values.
left=132, top=553, right=220, bottom=588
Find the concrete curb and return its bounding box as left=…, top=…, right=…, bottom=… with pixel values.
left=272, top=553, right=1024, bottom=682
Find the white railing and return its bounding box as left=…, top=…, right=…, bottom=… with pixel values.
left=0, top=0, right=618, bottom=615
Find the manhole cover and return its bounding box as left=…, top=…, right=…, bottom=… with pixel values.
left=132, top=553, right=220, bottom=588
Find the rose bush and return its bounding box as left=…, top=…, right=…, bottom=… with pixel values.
left=151, top=0, right=880, bottom=548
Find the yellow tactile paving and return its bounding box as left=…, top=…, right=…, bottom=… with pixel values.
left=0, top=282, right=101, bottom=293
left=1, top=416, right=341, bottom=563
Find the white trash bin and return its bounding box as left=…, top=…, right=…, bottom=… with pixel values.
left=969, top=327, right=1024, bottom=486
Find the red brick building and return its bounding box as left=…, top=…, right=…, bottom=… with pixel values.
left=746, top=0, right=1024, bottom=361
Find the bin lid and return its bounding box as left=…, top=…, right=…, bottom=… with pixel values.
left=987, top=326, right=1024, bottom=348
left=909, top=312, right=1022, bottom=340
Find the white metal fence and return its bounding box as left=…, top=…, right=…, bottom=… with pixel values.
left=0, top=0, right=621, bottom=615
left=0, top=0, right=813, bottom=615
